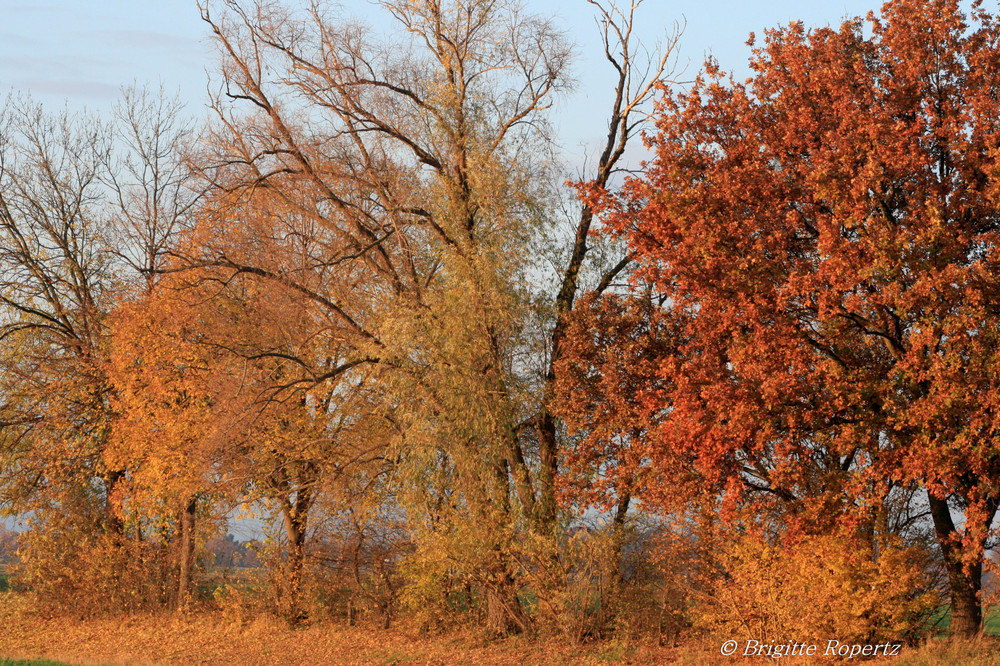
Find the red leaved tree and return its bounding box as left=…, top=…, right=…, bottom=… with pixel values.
left=560, top=0, right=1000, bottom=636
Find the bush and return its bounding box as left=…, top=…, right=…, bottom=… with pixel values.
left=520, top=519, right=692, bottom=644
left=398, top=540, right=471, bottom=633
left=213, top=580, right=267, bottom=624
left=690, top=528, right=939, bottom=646
left=16, top=511, right=169, bottom=616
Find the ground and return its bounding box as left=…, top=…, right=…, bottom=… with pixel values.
left=1, top=593, right=1000, bottom=665
left=0, top=611, right=681, bottom=665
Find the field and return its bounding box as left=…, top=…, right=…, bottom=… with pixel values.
left=0, top=607, right=680, bottom=666
left=2, top=593, right=1000, bottom=666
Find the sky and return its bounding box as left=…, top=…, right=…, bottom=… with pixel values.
left=0, top=0, right=886, bottom=161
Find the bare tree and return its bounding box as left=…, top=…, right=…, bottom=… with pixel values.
left=534, top=0, right=683, bottom=528
left=0, top=97, right=118, bottom=527
left=0, top=90, right=200, bottom=609
left=103, top=85, right=201, bottom=288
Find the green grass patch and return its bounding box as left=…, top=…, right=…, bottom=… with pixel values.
left=927, top=605, right=1000, bottom=636
left=985, top=609, right=1000, bottom=636
left=0, top=660, right=71, bottom=666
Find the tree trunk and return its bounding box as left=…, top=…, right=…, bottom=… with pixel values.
left=614, top=490, right=632, bottom=527
left=948, top=563, right=983, bottom=638
left=927, top=492, right=982, bottom=637
left=537, top=411, right=558, bottom=530
left=485, top=573, right=526, bottom=638
left=177, top=496, right=197, bottom=610
left=103, top=469, right=126, bottom=536
left=281, top=494, right=310, bottom=624
left=283, top=517, right=305, bottom=622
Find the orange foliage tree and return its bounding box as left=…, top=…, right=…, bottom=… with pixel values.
left=0, top=91, right=197, bottom=612
left=558, top=0, right=1000, bottom=636
left=116, top=179, right=395, bottom=621
left=108, top=284, right=244, bottom=608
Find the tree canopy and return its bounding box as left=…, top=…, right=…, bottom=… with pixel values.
left=560, top=0, right=1000, bottom=636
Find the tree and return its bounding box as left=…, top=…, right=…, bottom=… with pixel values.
left=167, top=144, right=399, bottom=620
left=192, top=0, right=679, bottom=635
left=194, top=0, right=572, bottom=634
left=534, top=0, right=681, bottom=530
left=566, top=0, right=1000, bottom=636
left=0, top=98, right=120, bottom=533
left=0, top=90, right=197, bottom=609
left=108, top=283, right=239, bottom=609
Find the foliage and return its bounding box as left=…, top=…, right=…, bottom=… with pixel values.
left=519, top=521, right=680, bottom=644
left=2, top=0, right=988, bottom=652
left=15, top=506, right=169, bottom=616
left=567, top=0, right=1000, bottom=636
left=690, top=526, right=938, bottom=647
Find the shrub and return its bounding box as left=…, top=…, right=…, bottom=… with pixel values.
left=690, top=528, right=938, bottom=646
left=16, top=510, right=169, bottom=616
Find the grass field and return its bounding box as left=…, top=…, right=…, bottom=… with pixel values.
left=2, top=592, right=1000, bottom=664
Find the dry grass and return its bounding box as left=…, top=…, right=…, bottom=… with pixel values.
left=895, top=637, right=1000, bottom=665
left=2, top=591, right=999, bottom=665
left=0, top=600, right=680, bottom=665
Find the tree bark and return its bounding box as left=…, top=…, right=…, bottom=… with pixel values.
left=103, top=469, right=126, bottom=536
left=927, top=492, right=982, bottom=637
left=177, top=496, right=197, bottom=610
left=485, top=572, right=527, bottom=638
left=537, top=411, right=559, bottom=530
left=281, top=487, right=312, bottom=624
left=613, top=492, right=631, bottom=527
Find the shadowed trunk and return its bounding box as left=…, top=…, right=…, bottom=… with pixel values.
left=103, top=469, right=126, bottom=536
left=928, top=492, right=982, bottom=637
left=177, top=496, right=197, bottom=610
left=485, top=571, right=527, bottom=638
left=280, top=480, right=313, bottom=625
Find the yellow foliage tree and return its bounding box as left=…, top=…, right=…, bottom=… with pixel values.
left=691, top=527, right=938, bottom=647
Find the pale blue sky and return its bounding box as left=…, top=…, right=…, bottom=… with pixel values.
left=1, top=1, right=882, bottom=158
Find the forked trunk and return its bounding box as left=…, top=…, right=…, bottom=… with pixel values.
left=485, top=573, right=526, bottom=638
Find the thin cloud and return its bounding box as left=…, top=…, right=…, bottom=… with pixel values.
left=0, top=32, right=34, bottom=47
left=11, top=78, right=119, bottom=100
left=2, top=6, right=57, bottom=14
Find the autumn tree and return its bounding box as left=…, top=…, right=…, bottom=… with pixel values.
left=108, top=281, right=243, bottom=609
left=131, top=173, right=397, bottom=621
left=0, top=98, right=120, bottom=536
left=186, top=0, right=681, bottom=634
left=533, top=0, right=681, bottom=531
left=0, top=90, right=197, bottom=610
left=561, top=0, right=1000, bottom=636
left=190, top=0, right=573, bottom=634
